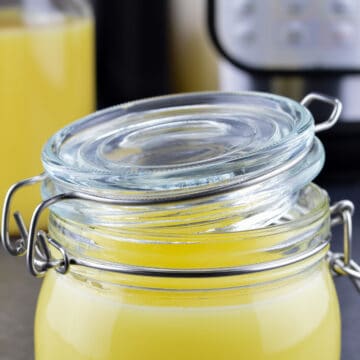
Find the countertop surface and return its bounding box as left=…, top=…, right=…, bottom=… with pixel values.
left=0, top=183, right=359, bottom=360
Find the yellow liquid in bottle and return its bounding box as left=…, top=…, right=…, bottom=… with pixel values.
left=0, top=10, right=95, bottom=231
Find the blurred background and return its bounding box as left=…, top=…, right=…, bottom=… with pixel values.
left=93, top=0, right=360, bottom=182
left=0, top=0, right=359, bottom=359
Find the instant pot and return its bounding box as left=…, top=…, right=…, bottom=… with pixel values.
left=208, top=0, right=360, bottom=179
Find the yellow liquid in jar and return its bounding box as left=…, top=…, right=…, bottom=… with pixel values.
left=35, top=261, right=340, bottom=359
left=35, top=187, right=340, bottom=359
left=0, top=10, right=95, bottom=231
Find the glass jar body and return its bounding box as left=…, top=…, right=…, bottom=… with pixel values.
left=35, top=259, right=340, bottom=360
left=20, top=90, right=344, bottom=360
left=32, top=181, right=340, bottom=359
left=0, top=0, right=95, bottom=232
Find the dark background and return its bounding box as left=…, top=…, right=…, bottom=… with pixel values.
left=91, top=0, right=170, bottom=108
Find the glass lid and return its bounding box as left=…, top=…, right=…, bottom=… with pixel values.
left=42, top=92, right=320, bottom=201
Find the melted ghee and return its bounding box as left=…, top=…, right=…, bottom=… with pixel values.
left=35, top=259, right=340, bottom=359
left=0, top=9, right=95, bottom=231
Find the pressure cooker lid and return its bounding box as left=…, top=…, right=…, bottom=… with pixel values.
left=42, top=92, right=321, bottom=201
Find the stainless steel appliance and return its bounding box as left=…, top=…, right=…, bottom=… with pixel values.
left=208, top=0, right=360, bottom=178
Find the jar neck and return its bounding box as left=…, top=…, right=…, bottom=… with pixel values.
left=47, top=183, right=330, bottom=288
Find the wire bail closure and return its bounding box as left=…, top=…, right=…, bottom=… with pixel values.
left=329, top=201, right=360, bottom=293
left=2, top=175, right=359, bottom=286
left=300, top=92, right=343, bottom=133
left=2, top=92, right=356, bottom=282
left=1, top=173, right=47, bottom=257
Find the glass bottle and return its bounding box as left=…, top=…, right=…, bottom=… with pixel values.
left=0, top=0, right=95, bottom=231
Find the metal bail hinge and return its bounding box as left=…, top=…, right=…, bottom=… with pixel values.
left=301, top=93, right=342, bottom=133
left=329, top=200, right=360, bottom=293
left=1, top=173, right=47, bottom=256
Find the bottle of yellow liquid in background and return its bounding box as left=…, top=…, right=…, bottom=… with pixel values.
left=0, top=0, right=95, bottom=232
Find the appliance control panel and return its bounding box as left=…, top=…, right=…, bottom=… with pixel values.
left=212, top=0, right=360, bottom=70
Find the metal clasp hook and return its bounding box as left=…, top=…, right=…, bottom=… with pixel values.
left=2, top=175, right=360, bottom=286
left=26, top=190, right=141, bottom=277
left=301, top=93, right=343, bottom=133
left=329, top=200, right=360, bottom=293
left=1, top=173, right=47, bottom=256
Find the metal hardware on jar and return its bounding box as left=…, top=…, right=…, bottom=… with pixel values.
left=329, top=201, right=360, bottom=293
left=1, top=92, right=359, bottom=291
left=300, top=93, right=342, bottom=133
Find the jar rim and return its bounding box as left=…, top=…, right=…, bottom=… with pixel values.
left=42, top=91, right=319, bottom=202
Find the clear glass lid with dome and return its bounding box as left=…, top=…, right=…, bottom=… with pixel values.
left=1, top=91, right=359, bottom=294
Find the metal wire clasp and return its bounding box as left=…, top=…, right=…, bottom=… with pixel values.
left=1, top=174, right=72, bottom=276
left=329, top=200, right=360, bottom=293
left=0, top=173, right=63, bottom=277
left=1, top=173, right=47, bottom=256
left=1, top=175, right=159, bottom=277
left=2, top=174, right=360, bottom=287
left=0, top=178, right=331, bottom=279
left=301, top=93, right=343, bottom=133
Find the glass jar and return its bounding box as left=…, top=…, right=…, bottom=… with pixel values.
left=2, top=92, right=360, bottom=359
left=0, top=0, right=95, bottom=232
